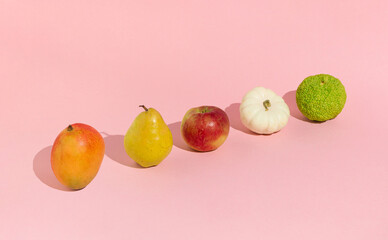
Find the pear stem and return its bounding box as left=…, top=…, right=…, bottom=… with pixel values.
left=139, top=105, right=149, bottom=111
left=263, top=100, right=271, bottom=111
left=67, top=125, right=73, bottom=131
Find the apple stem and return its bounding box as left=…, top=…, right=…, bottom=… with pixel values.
left=67, top=125, right=73, bottom=131
left=263, top=100, right=271, bottom=111
left=139, top=105, right=149, bottom=111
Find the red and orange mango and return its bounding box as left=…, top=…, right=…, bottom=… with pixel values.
left=51, top=123, right=105, bottom=190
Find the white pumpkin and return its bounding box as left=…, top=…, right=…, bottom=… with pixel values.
left=240, top=87, right=290, bottom=134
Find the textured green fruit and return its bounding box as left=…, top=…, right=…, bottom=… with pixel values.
left=296, top=74, right=346, bottom=121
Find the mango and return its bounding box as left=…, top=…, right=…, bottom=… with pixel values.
left=51, top=123, right=105, bottom=190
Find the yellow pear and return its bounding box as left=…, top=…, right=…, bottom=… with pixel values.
left=124, top=105, right=173, bottom=167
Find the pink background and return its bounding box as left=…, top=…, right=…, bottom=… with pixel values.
left=1, top=0, right=387, bottom=239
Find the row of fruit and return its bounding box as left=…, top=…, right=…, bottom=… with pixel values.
left=50, top=74, right=347, bottom=190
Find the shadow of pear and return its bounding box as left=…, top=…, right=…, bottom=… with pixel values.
left=33, top=146, right=73, bottom=191
left=167, top=122, right=195, bottom=152
left=103, top=134, right=143, bottom=168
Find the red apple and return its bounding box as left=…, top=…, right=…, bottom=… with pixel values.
left=181, top=106, right=230, bottom=152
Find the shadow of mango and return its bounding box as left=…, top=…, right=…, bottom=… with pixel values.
left=33, top=146, right=73, bottom=191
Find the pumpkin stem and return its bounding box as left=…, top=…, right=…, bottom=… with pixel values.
left=263, top=100, right=271, bottom=111
left=139, top=105, right=149, bottom=111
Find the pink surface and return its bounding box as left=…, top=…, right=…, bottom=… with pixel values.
left=1, top=0, right=387, bottom=239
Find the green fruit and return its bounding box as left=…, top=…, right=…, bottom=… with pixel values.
left=124, top=105, right=173, bottom=167
left=296, top=74, right=346, bottom=121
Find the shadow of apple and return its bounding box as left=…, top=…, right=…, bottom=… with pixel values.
left=167, top=122, right=195, bottom=152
